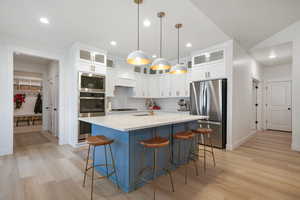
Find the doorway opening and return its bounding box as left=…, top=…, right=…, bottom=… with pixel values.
left=13, top=52, right=59, bottom=149
left=265, top=80, right=292, bottom=132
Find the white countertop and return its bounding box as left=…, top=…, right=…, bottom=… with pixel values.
left=79, top=112, right=208, bottom=131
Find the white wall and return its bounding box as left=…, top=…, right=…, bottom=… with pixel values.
left=263, top=64, right=292, bottom=81
left=254, top=19, right=300, bottom=151
left=0, top=40, right=69, bottom=155
left=230, top=41, right=263, bottom=149
left=261, top=64, right=292, bottom=129
left=0, top=45, right=14, bottom=156
left=292, top=38, right=300, bottom=151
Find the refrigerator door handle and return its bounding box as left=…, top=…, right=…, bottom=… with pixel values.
left=192, top=82, right=200, bottom=115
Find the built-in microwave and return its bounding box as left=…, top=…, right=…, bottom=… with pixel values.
left=79, top=72, right=105, bottom=93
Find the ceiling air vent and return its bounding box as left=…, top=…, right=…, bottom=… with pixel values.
left=193, top=55, right=206, bottom=65
left=210, top=50, right=224, bottom=62
left=193, top=49, right=224, bottom=66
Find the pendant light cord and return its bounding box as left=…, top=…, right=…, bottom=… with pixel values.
left=137, top=2, right=140, bottom=50
left=160, top=17, right=162, bottom=58
left=177, top=27, right=180, bottom=64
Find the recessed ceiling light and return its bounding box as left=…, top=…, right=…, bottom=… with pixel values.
left=152, top=54, right=157, bottom=58
left=39, top=17, right=49, bottom=24
left=269, top=54, right=277, bottom=59
left=143, top=19, right=151, bottom=27
left=186, top=43, right=192, bottom=48
left=110, top=41, right=117, bottom=46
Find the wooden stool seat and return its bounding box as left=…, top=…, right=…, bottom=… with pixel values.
left=140, top=137, right=169, bottom=148
left=192, top=127, right=216, bottom=172
left=83, top=135, right=119, bottom=200
left=174, top=131, right=195, bottom=140
left=86, top=136, right=114, bottom=146
left=193, top=128, right=213, bottom=134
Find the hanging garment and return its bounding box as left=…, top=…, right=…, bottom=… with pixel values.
left=34, top=93, right=43, bottom=114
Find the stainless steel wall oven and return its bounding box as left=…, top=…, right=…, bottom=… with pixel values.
left=78, top=72, right=106, bottom=142
left=79, top=92, right=105, bottom=117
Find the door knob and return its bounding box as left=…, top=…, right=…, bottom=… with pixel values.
left=288, top=108, right=291, bottom=110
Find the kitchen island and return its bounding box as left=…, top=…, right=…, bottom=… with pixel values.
left=79, top=112, right=207, bottom=192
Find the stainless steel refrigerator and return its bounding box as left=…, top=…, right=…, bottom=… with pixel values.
left=190, top=79, right=227, bottom=149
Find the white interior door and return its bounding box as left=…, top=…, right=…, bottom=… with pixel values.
left=267, top=81, right=292, bottom=131
left=252, top=81, right=258, bottom=130
left=51, top=74, right=59, bottom=137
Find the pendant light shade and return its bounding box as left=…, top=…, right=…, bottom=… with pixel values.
left=127, top=50, right=150, bottom=65
left=151, top=12, right=171, bottom=70
left=151, top=58, right=171, bottom=70
left=169, top=63, right=187, bottom=74
left=127, top=0, right=150, bottom=66
left=170, top=23, right=187, bottom=74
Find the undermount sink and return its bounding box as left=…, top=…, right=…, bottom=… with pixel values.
left=133, top=113, right=152, bottom=116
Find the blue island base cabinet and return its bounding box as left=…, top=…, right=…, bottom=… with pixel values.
left=91, top=121, right=199, bottom=192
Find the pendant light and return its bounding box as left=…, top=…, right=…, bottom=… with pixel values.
left=169, top=24, right=187, bottom=74
left=127, top=0, right=151, bottom=66
left=151, top=12, right=171, bottom=70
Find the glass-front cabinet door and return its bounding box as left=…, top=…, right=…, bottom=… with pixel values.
left=94, top=53, right=105, bottom=65
left=80, top=50, right=92, bottom=63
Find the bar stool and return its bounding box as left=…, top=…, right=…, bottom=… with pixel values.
left=83, top=136, right=119, bottom=200
left=192, top=127, right=216, bottom=172
left=173, top=131, right=199, bottom=184
left=135, top=135, right=175, bottom=200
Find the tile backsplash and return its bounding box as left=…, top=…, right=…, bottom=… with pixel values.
left=108, top=86, right=188, bottom=112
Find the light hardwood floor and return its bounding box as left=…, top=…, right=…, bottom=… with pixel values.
left=1, top=130, right=300, bottom=200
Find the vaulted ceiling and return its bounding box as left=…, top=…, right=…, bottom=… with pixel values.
left=0, top=0, right=229, bottom=59
left=190, top=0, right=300, bottom=49
left=1, top=0, right=300, bottom=60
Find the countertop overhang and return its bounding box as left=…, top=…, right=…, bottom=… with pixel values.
left=79, top=112, right=208, bottom=131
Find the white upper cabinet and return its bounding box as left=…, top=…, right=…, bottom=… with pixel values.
left=170, top=74, right=187, bottom=97
left=159, top=74, right=170, bottom=98
left=73, top=43, right=107, bottom=75
left=106, top=68, right=115, bottom=97
left=190, top=62, right=226, bottom=82
left=133, top=72, right=145, bottom=98
left=148, top=75, right=160, bottom=98
left=191, top=47, right=226, bottom=82
left=79, top=49, right=106, bottom=67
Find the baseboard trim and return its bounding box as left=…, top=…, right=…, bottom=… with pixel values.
left=292, top=143, right=300, bottom=152
left=231, top=130, right=257, bottom=150
left=0, top=148, right=13, bottom=156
